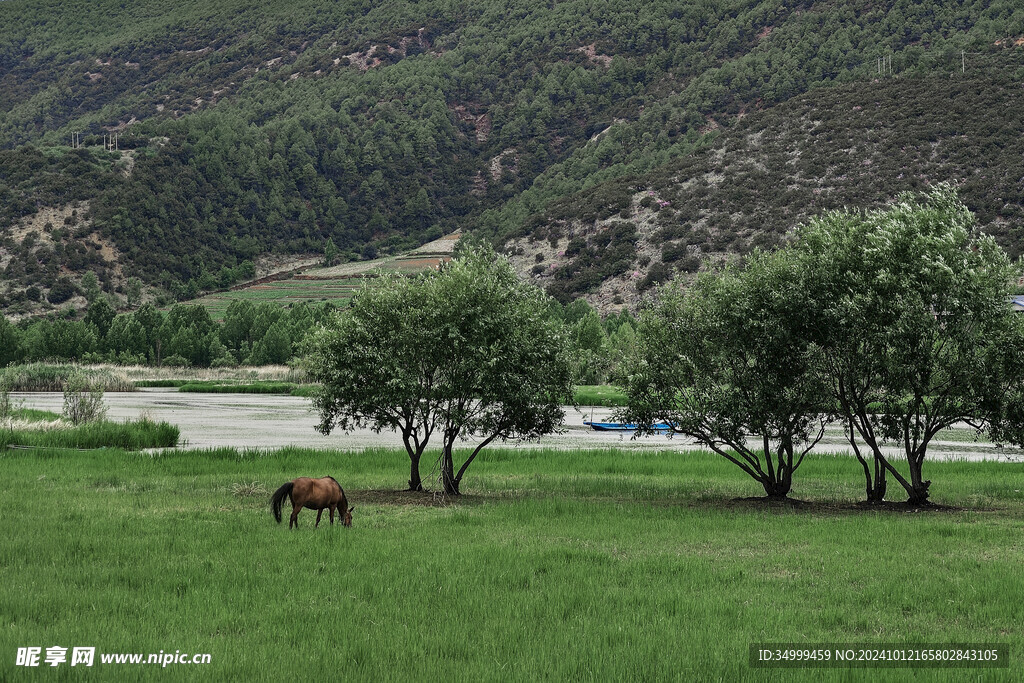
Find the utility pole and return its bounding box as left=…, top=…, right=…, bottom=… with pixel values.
left=962, top=50, right=965, bottom=74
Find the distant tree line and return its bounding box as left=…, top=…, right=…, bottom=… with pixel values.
left=0, top=280, right=625, bottom=373
left=0, top=299, right=338, bottom=368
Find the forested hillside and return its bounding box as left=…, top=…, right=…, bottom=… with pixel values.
left=505, top=52, right=1024, bottom=308
left=2, top=0, right=1023, bottom=316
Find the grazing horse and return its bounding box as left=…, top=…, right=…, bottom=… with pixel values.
left=270, top=476, right=354, bottom=529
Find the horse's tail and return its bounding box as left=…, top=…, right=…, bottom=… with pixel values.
left=270, top=482, right=293, bottom=524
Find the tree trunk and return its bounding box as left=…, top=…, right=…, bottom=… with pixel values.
left=763, top=443, right=793, bottom=499
left=906, top=457, right=930, bottom=505
left=866, top=456, right=887, bottom=502
left=441, top=445, right=460, bottom=495
left=851, top=438, right=887, bottom=503
left=762, top=477, right=791, bottom=499
left=408, top=452, right=423, bottom=492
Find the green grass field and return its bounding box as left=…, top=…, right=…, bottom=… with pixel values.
left=2, top=445, right=1022, bottom=680
left=184, top=254, right=448, bottom=321
left=179, top=251, right=450, bottom=321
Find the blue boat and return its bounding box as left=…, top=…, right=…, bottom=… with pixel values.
left=584, top=421, right=672, bottom=432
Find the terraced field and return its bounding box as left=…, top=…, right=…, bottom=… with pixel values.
left=187, top=278, right=361, bottom=320
left=183, top=238, right=456, bottom=320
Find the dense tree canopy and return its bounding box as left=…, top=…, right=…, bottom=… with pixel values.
left=302, top=272, right=441, bottom=491
left=304, top=246, right=575, bottom=494
left=796, top=186, right=1024, bottom=504
left=620, top=248, right=830, bottom=499
left=622, top=186, right=1024, bottom=504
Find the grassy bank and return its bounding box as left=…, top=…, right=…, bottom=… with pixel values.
left=1, top=446, right=1022, bottom=680
left=574, top=384, right=628, bottom=406
left=9, top=407, right=62, bottom=422
left=133, top=379, right=190, bottom=388
left=178, top=381, right=302, bottom=395
left=159, top=381, right=634, bottom=403
left=134, top=379, right=317, bottom=396
left=0, top=418, right=179, bottom=450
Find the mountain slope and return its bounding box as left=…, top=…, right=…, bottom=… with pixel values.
left=2, top=0, right=1024, bottom=315
left=504, top=56, right=1024, bottom=310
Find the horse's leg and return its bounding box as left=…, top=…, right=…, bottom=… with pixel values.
left=329, top=505, right=336, bottom=525
left=289, top=504, right=300, bottom=529
left=315, top=509, right=323, bottom=528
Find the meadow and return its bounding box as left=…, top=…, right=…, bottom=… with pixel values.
left=2, top=444, right=1022, bottom=681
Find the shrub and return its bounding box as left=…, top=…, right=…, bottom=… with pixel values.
left=63, top=374, right=107, bottom=425
left=661, top=241, right=689, bottom=263
left=638, top=262, right=672, bottom=292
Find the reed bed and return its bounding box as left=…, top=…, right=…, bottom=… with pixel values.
left=0, top=363, right=135, bottom=392
left=117, top=364, right=306, bottom=383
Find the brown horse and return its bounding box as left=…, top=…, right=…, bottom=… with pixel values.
left=270, top=476, right=353, bottom=529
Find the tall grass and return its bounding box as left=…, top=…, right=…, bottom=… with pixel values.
left=118, top=364, right=306, bottom=383
left=0, top=363, right=135, bottom=392
left=0, top=418, right=179, bottom=450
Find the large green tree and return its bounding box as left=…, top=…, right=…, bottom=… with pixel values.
left=619, top=248, right=830, bottom=499
left=429, top=248, right=576, bottom=495
left=304, top=246, right=575, bottom=494
left=304, top=271, right=449, bottom=491
left=797, top=186, right=1024, bottom=504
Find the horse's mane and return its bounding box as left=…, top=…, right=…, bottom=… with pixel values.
left=325, top=476, right=340, bottom=486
